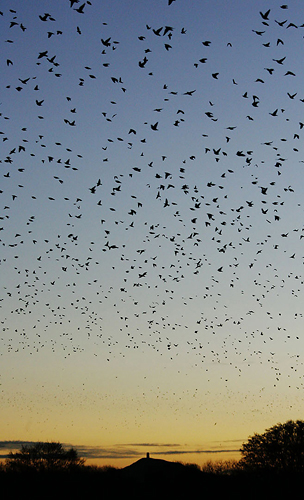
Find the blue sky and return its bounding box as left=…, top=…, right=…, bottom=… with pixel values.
left=1, top=0, right=304, bottom=467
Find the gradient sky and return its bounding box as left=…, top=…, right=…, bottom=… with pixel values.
left=1, top=0, right=304, bottom=468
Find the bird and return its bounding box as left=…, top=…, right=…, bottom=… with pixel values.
left=260, top=9, right=270, bottom=20
left=272, top=56, right=286, bottom=64
left=74, top=2, right=85, bottom=13
left=101, top=37, right=111, bottom=47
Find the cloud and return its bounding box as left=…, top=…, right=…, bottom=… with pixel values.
left=72, top=444, right=241, bottom=460
left=126, top=443, right=181, bottom=447
left=0, top=441, right=37, bottom=449
left=0, top=441, right=241, bottom=461
left=0, top=441, right=39, bottom=459
left=152, top=449, right=240, bottom=456
left=72, top=446, right=142, bottom=460
left=0, top=442, right=142, bottom=461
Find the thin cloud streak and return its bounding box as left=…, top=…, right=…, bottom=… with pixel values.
left=0, top=441, right=241, bottom=461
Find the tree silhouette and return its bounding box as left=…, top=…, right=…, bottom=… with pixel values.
left=5, top=442, right=85, bottom=472
left=240, top=420, right=304, bottom=473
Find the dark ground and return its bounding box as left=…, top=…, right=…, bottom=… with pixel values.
left=1, top=457, right=303, bottom=499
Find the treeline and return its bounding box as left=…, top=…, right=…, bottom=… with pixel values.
left=0, top=459, right=302, bottom=499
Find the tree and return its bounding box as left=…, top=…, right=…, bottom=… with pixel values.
left=5, top=441, right=85, bottom=472
left=240, top=420, right=304, bottom=473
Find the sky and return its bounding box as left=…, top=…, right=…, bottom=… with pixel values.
left=1, top=0, right=304, bottom=469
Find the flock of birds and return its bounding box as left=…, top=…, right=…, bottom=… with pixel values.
left=1, top=0, right=304, bottom=427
